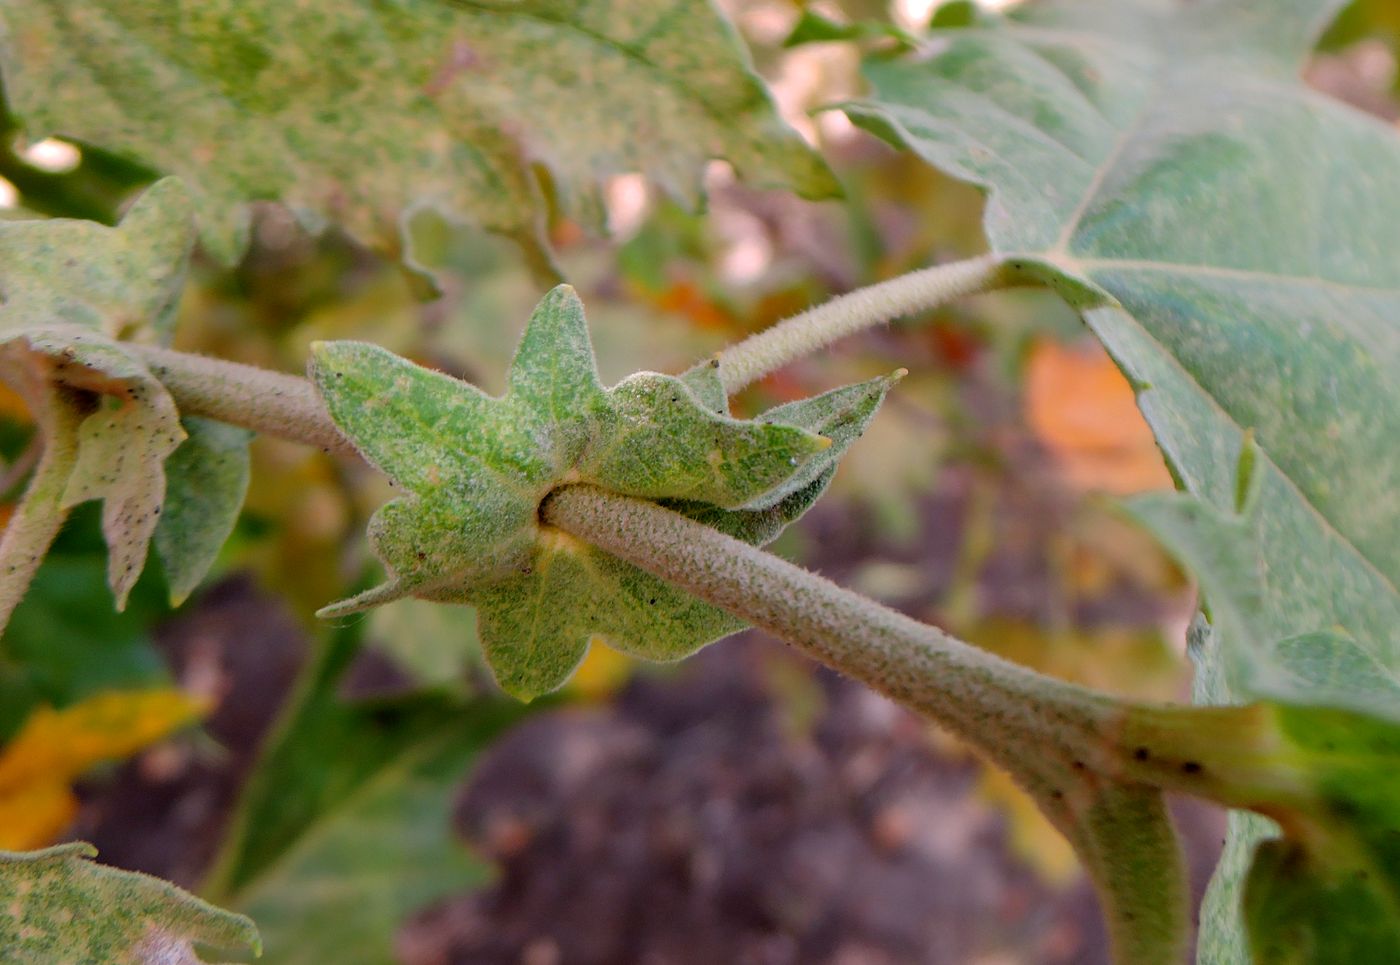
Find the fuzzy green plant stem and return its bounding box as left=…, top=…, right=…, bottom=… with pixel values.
left=715, top=254, right=1007, bottom=392
left=542, top=483, right=1204, bottom=963
left=544, top=483, right=1124, bottom=754
left=542, top=485, right=1299, bottom=799
left=132, top=344, right=358, bottom=458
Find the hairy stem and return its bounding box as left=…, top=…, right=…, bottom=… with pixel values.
left=545, top=483, right=1118, bottom=758
left=545, top=484, right=1271, bottom=788
left=545, top=484, right=1198, bottom=962
left=715, top=254, right=1007, bottom=393
left=132, top=345, right=358, bottom=458
left=0, top=384, right=81, bottom=634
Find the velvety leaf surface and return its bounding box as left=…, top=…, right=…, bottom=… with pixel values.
left=0, top=0, right=837, bottom=266
left=0, top=842, right=259, bottom=964
left=154, top=417, right=252, bottom=605
left=670, top=361, right=904, bottom=544
left=844, top=0, right=1400, bottom=954
left=312, top=286, right=895, bottom=698
left=0, top=180, right=194, bottom=608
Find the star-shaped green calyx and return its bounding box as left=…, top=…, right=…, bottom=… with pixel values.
left=311, top=285, right=899, bottom=698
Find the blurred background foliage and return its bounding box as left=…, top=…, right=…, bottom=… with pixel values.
left=0, top=1, right=1396, bottom=961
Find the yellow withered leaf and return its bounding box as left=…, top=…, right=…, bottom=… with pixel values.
left=0, top=688, right=209, bottom=849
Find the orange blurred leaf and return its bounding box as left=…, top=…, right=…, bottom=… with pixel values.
left=0, top=781, right=79, bottom=851
left=0, top=381, right=30, bottom=423
left=0, top=688, right=208, bottom=849
left=1025, top=338, right=1173, bottom=494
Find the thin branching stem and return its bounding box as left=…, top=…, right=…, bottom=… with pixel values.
left=0, top=436, right=41, bottom=499
left=715, top=254, right=1007, bottom=393
left=0, top=383, right=81, bottom=634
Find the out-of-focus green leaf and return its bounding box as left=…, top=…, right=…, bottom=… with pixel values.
left=782, top=10, right=916, bottom=49
left=0, top=841, right=259, bottom=964
left=0, top=503, right=172, bottom=742
left=155, top=417, right=252, bottom=606
left=0, top=1, right=836, bottom=267
left=1239, top=707, right=1400, bottom=964
left=311, top=285, right=886, bottom=698
left=204, top=625, right=524, bottom=964
left=366, top=598, right=481, bottom=694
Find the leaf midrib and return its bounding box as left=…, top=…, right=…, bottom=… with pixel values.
left=988, top=19, right=1400, bottom=598
left=1070, top=258, right=1400, bottom=298
left=227, top=728, right=470, bottom=908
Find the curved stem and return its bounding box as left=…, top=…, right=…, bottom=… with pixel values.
left=544, top=484, right=1200, bottom=962
left=0, top=437, right=42, bottom=500
left=545, top=483, right=1118, bottom=760
left=132, top=345, right=358, bottom=458
left=715, top=254, right=1007, bottom=393
left=543, top=484, right=1287, bottom=801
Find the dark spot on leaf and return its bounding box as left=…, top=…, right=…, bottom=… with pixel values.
left=1133, top=747, right=1149, bottom=761
left=1181, top=761, right=1202, bottom=775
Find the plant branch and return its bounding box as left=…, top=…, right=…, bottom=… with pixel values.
left=715, top=254, right=1007, bottom=393
left=544, top=483, right=1200, bottom=963
left=132, top=345, right=358, bottom=458
left=545, top=483, right=1291, bottom=796
left=0, top=383, right=81, bottom=635
left=544, top=483, right=1121, bottom=758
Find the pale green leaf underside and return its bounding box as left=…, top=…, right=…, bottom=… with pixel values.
left=0, top=842, right=259, bottom=964
left=843, top=0, right=1399, bottom=957
left=0, top=181, right=195, bottom=607
left=845, top=0, right=1400, bottom=713
left=0, top=0, right=837, bottom=265
left=312, top=286, right=897, bottom=698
